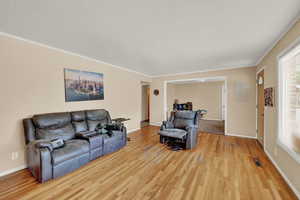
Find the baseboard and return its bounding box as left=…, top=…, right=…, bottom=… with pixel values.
left=0, top=165, right=27, bottom=177
left=225, top=133, right=257, bottom=139
left=149, top=122, right=161, bottom=126
left=201, top=118, right=223, bottom=121
left=265, top=150, right=300, bottom=199
left=128, top=128, right=140, bottom=134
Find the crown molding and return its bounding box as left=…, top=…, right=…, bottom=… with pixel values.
left=150, top=64, right=256, bottom=78
left=0, top=31, right=152, bottom=78
left=255, top=12, right=300, bottom=66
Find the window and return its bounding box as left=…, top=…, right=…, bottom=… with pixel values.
left=278, top=40, right=300, bottom=163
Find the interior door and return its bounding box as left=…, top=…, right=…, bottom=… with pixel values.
left=257, top=70, right=264, bottom=147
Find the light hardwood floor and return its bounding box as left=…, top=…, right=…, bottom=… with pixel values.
left=0, top=126, right=297, bottom=200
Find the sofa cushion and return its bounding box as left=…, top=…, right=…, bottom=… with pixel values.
left=36, top=124, right=75, bottom=140
left=33, top=112, right=71, bottom=129
left=73, top=121, right=88, bottom=132
left=159, top=128, right=187, bottom=139
left=86, top=109, right=111, bottom=122
left=174, top=111, right=196, bottom=119
left=71, top=111, right=86, bottom=122
left=51, top=139, right=89, bottom=165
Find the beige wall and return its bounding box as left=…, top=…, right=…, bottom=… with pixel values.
left=166, top=83, right=176, bottom=114
left=0, top=34, right=150, bottom=173
left=150, top=67, right=257, bottom=137
left=167, top=82, right=224, bottom=120
left=256, top=19, right=300, bottom=195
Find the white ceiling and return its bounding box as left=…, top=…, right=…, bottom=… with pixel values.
left=0, top=1, right=300, bottom=76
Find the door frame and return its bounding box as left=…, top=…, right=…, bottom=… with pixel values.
left=141, top=82, right=151, bottom=125
left=256, top=67, right=265, bottom=150
left=163, top=76, right=228, bottom=135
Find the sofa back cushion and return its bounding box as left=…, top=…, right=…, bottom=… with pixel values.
left=86, top=109, right=111, bottom=131
left=33, top=112, right=75, bottom=140
left=71, top=111, right=88, bottom=133
left=173, top=111, right=196, bottom=129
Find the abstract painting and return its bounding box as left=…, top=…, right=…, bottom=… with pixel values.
left=64, top=69, right=104, bottom=102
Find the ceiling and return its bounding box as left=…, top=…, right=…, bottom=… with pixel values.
left=0, top=1, right=300, bottom=76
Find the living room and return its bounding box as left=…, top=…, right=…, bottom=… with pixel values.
left=0, top=1, right=300, bottom=200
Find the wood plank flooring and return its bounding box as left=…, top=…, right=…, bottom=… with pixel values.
left=0, top=126, right=297, bottom=200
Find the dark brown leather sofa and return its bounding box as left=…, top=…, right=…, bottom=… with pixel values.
left=23, top=109, right=127, bottom=182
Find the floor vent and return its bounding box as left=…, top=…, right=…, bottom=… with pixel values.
left=253, top=157, right=262, bottom=167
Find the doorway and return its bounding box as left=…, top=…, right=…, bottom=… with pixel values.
left=141, top=83, right=150, bottom=128
left=257, top=70, right=264, bottom=147
left=164, top=76, right=228, bottom=135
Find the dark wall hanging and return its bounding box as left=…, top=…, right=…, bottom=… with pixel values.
left=264, top=87, right=274, bottom=107
left=153, top=89, right=159, bottom=96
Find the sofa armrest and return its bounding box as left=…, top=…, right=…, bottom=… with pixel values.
left=75, top=131, right=98, bottom=138
left=185, top=126, right=198, bottom=149
left=26, top=140, right=53, bottom=182
left=105, top=123, right=124, bottom=131
left=29, top=139, right=54, bottom=152
left=161, top=121, right=174, bottom=130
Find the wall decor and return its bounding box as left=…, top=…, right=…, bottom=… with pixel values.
left=264, top=87, right=274, bottom=107
left=153, top=89, right=159, bottom=96
left=64, top=68, right=104, bottom=102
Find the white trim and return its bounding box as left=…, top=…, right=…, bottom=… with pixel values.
left=277, top=41, right=300, bottom=164
left=265, top=150, right=300, bottom=199
left=277, top=36, right=300, bottom=60
left=255, top=12, right=300, bottom=66
left=150, top=122, right=161, bottom=126
left=0, top=165, right=27, bottom=177
left=201, top=118, right=224, bottom=121
left=128, top=128, right=140, bottom=134
left=255, top=67, right=266, bottom=150
left=256, top=66, right=265, bottom=75
left=163, top=76, right=228, bottom=135
left=0, top=32, right=152, bottom=78
left=152, top=65, right=256, bottom=78
left=226, top=133, right=257, bottom=139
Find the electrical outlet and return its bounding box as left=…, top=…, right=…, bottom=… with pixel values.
left=11, top=152, right=19, bottom=160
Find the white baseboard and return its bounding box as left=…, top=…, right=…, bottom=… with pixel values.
left=225, top=133, right=257, bottom=139
left=128, top=128, right=140, bottom=134
left=265, top=150, right=300, bottom=199
left=150, top=122, right=161, bottom=126
left=0, top=165, right=27, bottom=177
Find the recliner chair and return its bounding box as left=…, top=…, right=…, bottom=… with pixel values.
left=159, top=111, right=200, bottom=149
left=23, top=109, right=127, bottom=182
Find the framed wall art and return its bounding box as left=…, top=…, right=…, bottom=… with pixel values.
left=64, top=68, right=104, bottom=102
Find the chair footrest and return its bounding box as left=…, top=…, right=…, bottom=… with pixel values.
left=159, top=128, right=187, bottom=140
